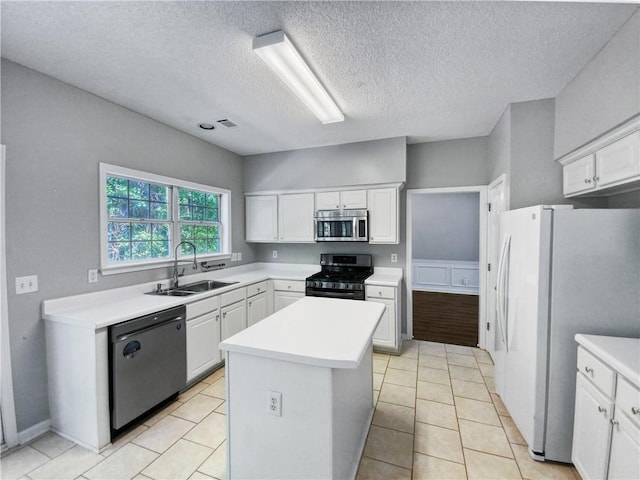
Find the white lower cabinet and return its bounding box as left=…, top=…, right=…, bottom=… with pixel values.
left=221, top=300, right=247, bottom=341
left=366, top=284, right=401, bottom=354
left=572, top=373, right=613, bottom=480
left=247, top=292, right=268, bottom=327
left=572, top=342, right=640, bottom=480
left=186, top=296, right=221, bottom=383
left=272, top=279, right=305, bottom=312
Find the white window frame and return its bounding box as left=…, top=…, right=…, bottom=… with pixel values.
left=99, top=163, right=232, bottom=275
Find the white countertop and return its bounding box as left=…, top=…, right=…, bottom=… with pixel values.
left=42, top=262, right=403, bottom=330
left=575, top=334, right=640, bottom=387
left=220, top=296, right=385, bottom=369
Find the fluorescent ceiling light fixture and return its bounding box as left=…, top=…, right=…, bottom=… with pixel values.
left=253, top=31, right=344, bottom=124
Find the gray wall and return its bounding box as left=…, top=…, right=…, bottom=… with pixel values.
left=0, top=59, right=249, bottom=431
left=487, top=106, right=511, bottom=185
left=243, top=137, right=406, bottom=192
left=554, top=10, right=640, bottom=159
left=510, top=98, right=565, bottom=209
left=411, top=193, right=479, bottom=261
left=406, top=137, right=489, bottom=189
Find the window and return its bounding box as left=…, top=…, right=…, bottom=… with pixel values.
left=100, top=163, right=231, bottom=273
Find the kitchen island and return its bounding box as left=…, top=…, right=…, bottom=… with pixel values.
left=220, top=296, right=385, bottom=480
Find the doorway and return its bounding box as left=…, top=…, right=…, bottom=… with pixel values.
left=406, top=186, right=488, bottom=348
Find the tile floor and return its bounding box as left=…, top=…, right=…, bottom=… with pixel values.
left=1, top=340, right=581, bottom=480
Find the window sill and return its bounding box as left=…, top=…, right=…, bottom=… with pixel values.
left=100, top=253, right=233, bottom=276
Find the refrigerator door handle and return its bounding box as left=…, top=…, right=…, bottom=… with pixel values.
left=496, top=234, right=511, bottom=351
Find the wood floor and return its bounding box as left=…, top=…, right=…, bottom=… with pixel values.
left=412, top=290, right=479, bottom=347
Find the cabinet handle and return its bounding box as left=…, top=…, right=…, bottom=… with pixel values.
left=593, top=176, right=599, bottom=182
left=378, top=291, right=382, bottom=296
left=223, top=312, right=227, bottom=318
left=216, top=314, right=220, bottom=321
left=336, top=205, right=339, bottom=209
left=632, top=407, right=640, bottom=415
left=257, top=287, right=261, bottom=292
left=584, top=178, right=592, bottom=184
left=610, top=419, right=619, bottom=426
left=249, top=301, right=252, bottom=306
left=598, top=405, right=607, bottom=414
left=288, top=285, right=291, bottom=289
left=584, top=366, right=594, bottom=374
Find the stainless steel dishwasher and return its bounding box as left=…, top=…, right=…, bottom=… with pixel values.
left=109, top=305, right=186, bottom=431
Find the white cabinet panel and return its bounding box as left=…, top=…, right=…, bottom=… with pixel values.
left=246, top=195, right=278, bottom=242
left=274, top=292, right=304, bottom=312
left=564, top=154, right=596, bottom=196
left=368, top=188, right=398, bottom=244
left=278, top=193, right=315, bottom=242
left=316, top=190, right=367, bottom=210
left=247, top=292, right=268, bottom=327
left=596, top=131, right=640, bottom=189
left=572, top=373, right=613, bottom=480
left=367, top=297, right=394, bottom=349
left=186, top=311, right=221, bottom=382
left=221, top=300, right=247, bottom=341
left=608, top=412, right=640, bottom=480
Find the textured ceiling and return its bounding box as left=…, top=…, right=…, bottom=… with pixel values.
left=1, top=1, right=638, bottom=156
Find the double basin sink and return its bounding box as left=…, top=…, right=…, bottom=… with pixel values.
left=151, top=279, right=238, bottom=297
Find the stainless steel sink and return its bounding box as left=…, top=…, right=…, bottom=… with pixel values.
left=179, top=280, right=238, bottom=292
left=150, top=289, right=196, bottom=297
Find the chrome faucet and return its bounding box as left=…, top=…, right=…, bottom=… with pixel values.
left=173, top=241, right=197, bottom=288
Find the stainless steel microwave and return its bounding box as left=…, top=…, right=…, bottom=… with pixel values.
left=314, top=210, right=368, bottom=242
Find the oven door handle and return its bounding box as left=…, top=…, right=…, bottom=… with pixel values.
left=306, top=290, right=360, bottom=300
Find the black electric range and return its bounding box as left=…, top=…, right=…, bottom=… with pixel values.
left=305, top=253, right=373, bottom=301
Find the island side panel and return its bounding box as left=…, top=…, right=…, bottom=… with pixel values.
left=45, top=322, right=111, bottom=451
left=226, top=351, right=333, bottom=479
left=331, top=345, right=374, bottom=480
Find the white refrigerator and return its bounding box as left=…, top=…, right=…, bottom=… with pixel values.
left=494, top=205, right=640, bottom=463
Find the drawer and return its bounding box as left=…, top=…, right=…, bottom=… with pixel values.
left=187, top=295, right=219, bottom=319
left=366, top=285, right=395, bottom=300
left=577, top=347, right=616, bottom=398
left=247, top=281, right=268, bottom=298
left=221, top=287, right=247, bottom=307
left=272, top=279, right=305, bottom=293
left=616, top=376, right=640, bottom=427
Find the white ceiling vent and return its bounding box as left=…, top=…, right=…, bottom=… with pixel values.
left=217, top=119, right=238, bottom=128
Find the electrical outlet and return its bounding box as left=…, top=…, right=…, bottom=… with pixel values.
left=391, top=253, right=398, bottom=263
left=88, top=269, right=98, bottom=283
left=15, top=275, right=38, bottom=295
left=237, top=252, right=242, bottom=261
left=268, top=390, right=282, bottom=416
left=231, top=253, right=238, bottom=261
left=272, top=250, right=278, bottom=259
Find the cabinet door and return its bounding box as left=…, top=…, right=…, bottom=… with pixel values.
left=278, top=193, right=315, bottom=242
left=608, top=412, right=640, bottom=480
left=564, top=154, right=596, bottom=196
left=368, top=188, right=398, bottom=244
left=246, top=195, right=278, bottom=242
left=367, top=297, right=395, bottom=350
left=221, top=300, right=247, bottom=341
left=596, top=131, right=640, bottom=189
left=572, top=373, right=613, bottom=480
left=247, top=292, right=268, bottom=327
left=341, top=190, right=367, bottom=209
left=274, top=291, right=304, bottom=312
left=186, top=311, right=221, bottom=382
left=316, top=191, right=340, bottom=210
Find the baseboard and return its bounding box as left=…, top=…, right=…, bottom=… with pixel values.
left=18, top=419, right=51, bottom=445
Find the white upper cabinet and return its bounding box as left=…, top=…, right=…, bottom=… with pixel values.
left=278, top=193, right=315, bottom=242
left=368, top=187, right=398, bottom=244
left=316, top=189, right=367, bottom=210
left=596, top=131, right=640, bottom=189
left=246, top=195, right=278, bottom=242
left=559, top=117, right=640, bottom=197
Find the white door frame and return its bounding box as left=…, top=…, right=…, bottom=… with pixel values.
left=1, top=145, right=18, bottom=450
left=406, top=185, right=488, bottom=348
left=485, top=174, right=510, bottom=357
